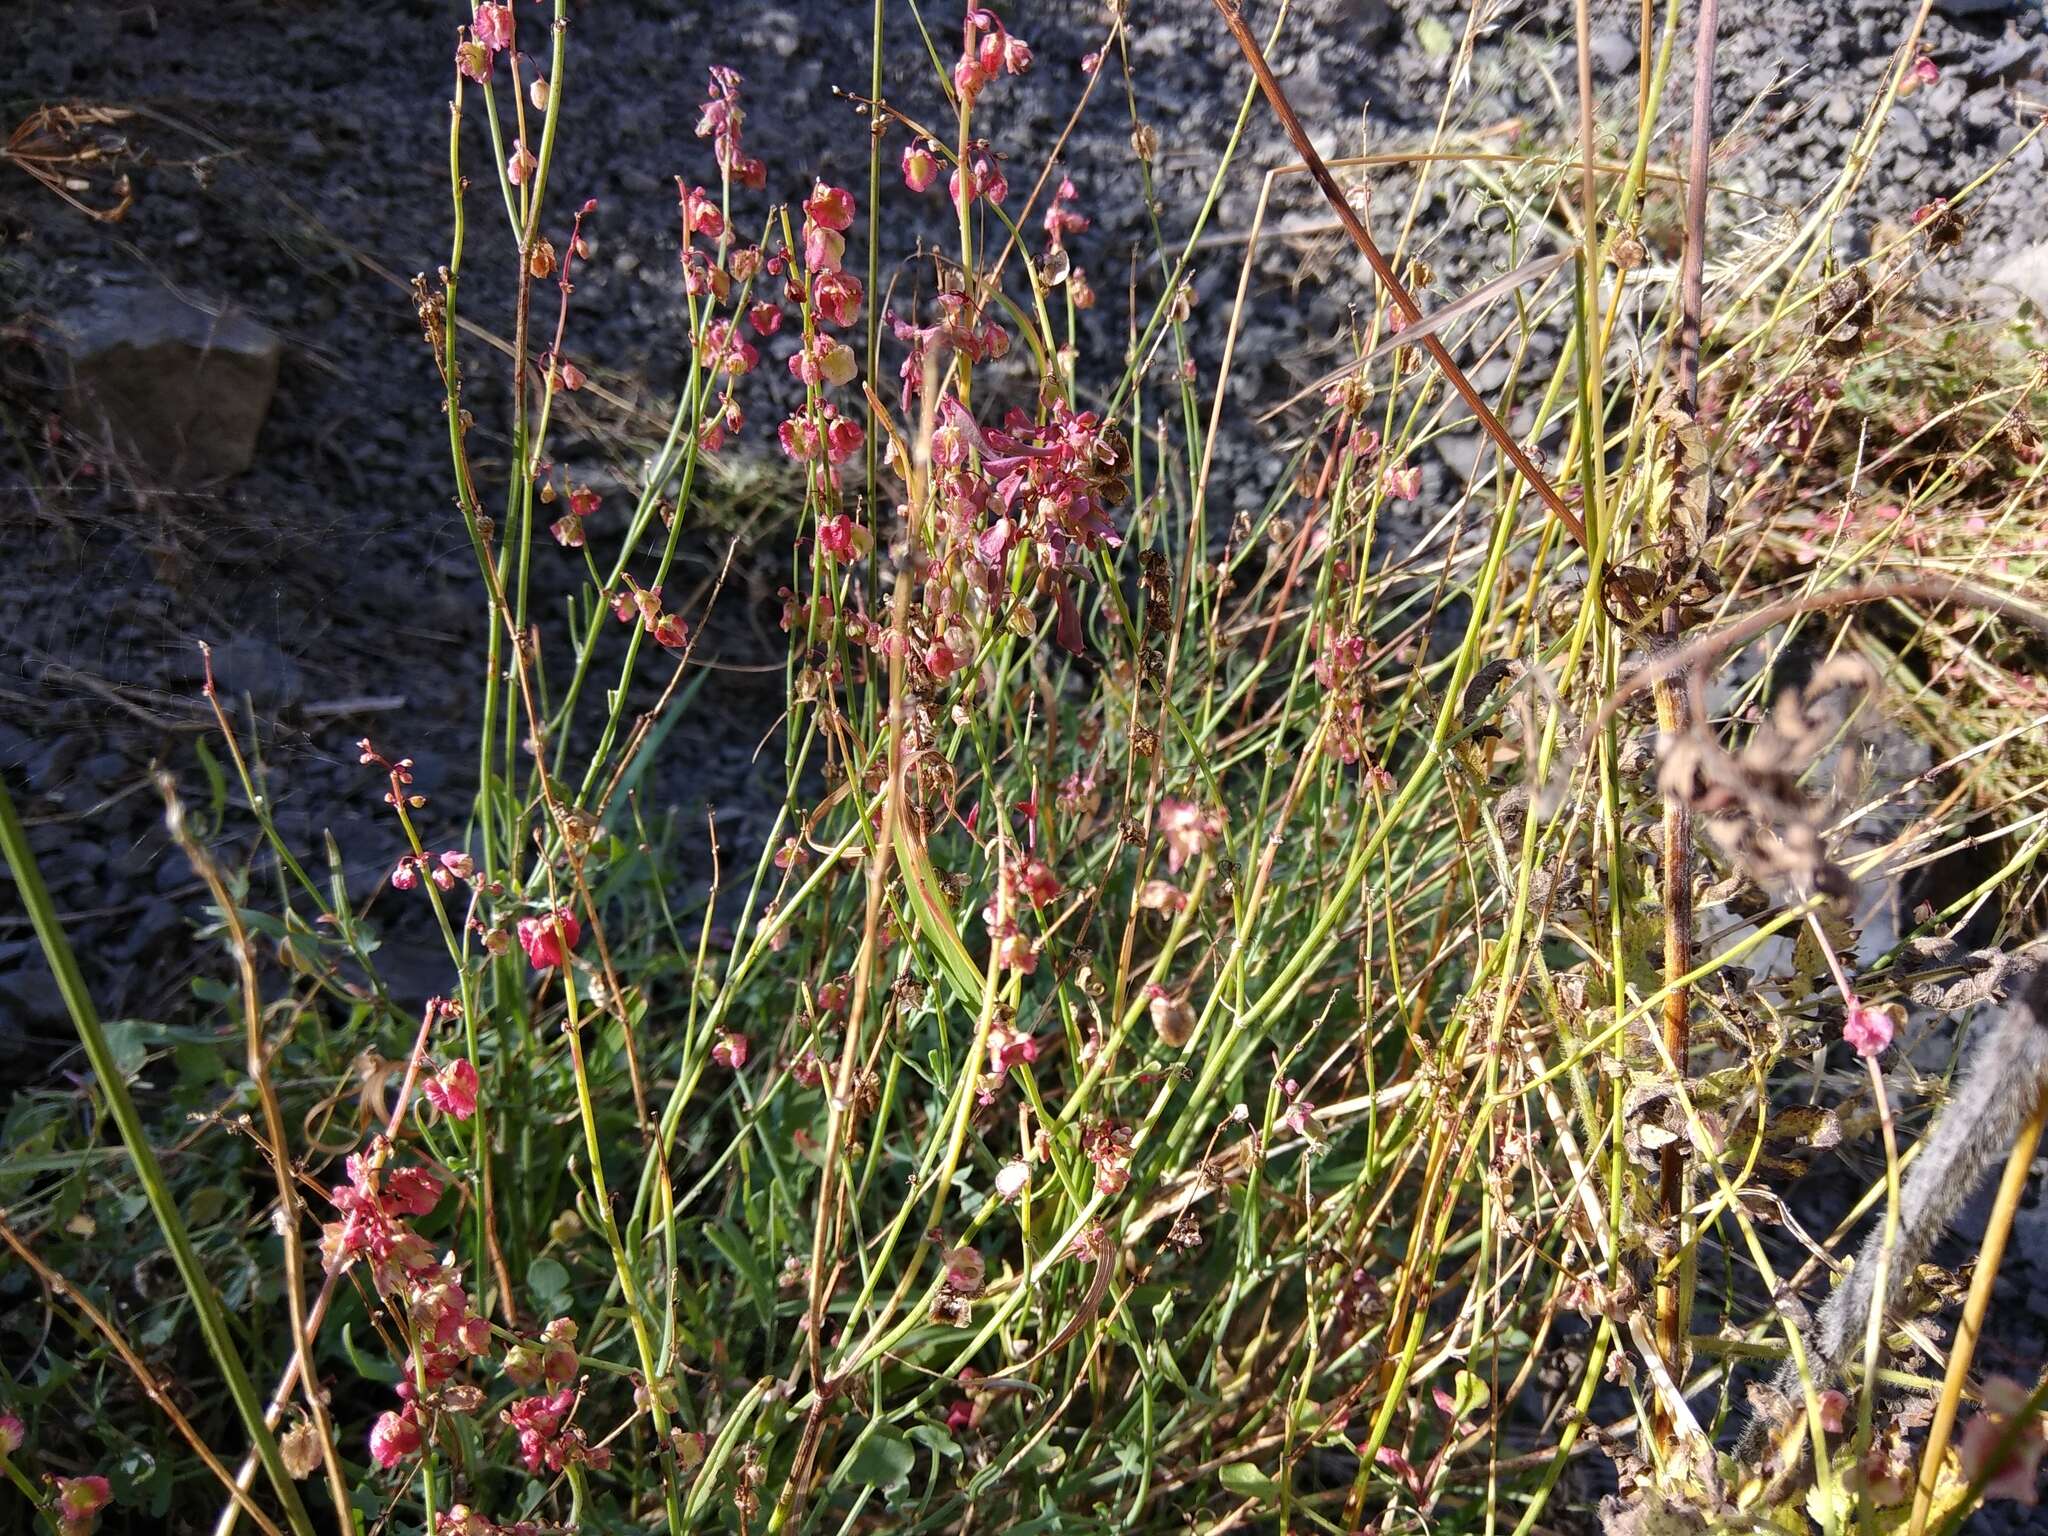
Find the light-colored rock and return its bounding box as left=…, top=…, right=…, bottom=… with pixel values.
left=60, top=285, right=281, bottom=485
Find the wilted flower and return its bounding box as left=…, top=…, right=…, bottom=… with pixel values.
left=942, top=1245, right=985, bottom=1293
left=994, top=1161, right=1030, bottom=1201
left=1959, top=1377, right=2048, bottom=1504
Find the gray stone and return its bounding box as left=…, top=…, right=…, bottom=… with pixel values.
left=1987, top=238, right=2048, bottom=313
left=59, top=284, right=281, bottom=486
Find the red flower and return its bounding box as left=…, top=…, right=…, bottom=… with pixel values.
left=712, top=1032, right=749, bottom=1069
left=817, top=514, right=872, bottom=565
left=803, top=181, right=855, bottom=233
left=516, top=908, right=582, bottom=969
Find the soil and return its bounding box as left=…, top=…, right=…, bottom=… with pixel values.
left=4, top=0, right=2048, bottom=1512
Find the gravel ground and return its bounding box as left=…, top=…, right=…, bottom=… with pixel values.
left=5, top=0, right=2047, bottom=1516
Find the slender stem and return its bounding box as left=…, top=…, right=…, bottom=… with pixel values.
left=0, top=778, right=321, bottom=1536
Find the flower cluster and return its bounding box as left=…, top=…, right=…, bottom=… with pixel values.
left=1312, top=626, right=1374, bottom=765
left=1081, top=1119, right=1133, bottom=1197
left=320, top=1151, right=493, bottom=1472
left=610, top=571, right=692, bottom=652
left=954, top=7, right=1032, bottom=104
left=503, top=1386, right=611, bottom=1475
left=502, top=1317, right=580, bottom=1391
left=695, top=65, right=765, bottom=188
left=455, top=3, right=514, bottom=83
left=391, top=848, right=477, bottom=894
left=774, top=180, right=868, bottom=483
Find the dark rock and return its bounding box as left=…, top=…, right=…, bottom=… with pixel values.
left=58, top=284, right=282, bottom=486
left=0, top=964, right=69, bottom=1029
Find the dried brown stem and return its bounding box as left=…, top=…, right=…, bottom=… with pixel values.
left=1208, top=0, right=1590, bottom=552
left=1651, top=0, right=1718, bottom=1455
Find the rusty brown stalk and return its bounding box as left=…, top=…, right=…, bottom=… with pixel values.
left=1647, top=0, right=1718, bottom=1454
left=1208, top=0, right=1590, bottom=553
left=161, top=772, right=351, bottom=1524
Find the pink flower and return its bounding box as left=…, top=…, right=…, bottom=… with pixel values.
left=812, top=269, right=863, bottom=328
left=516, top=908, right=582, bottom=969
left=558, top=360, right=585, bottom=391
left=1959, top=1377, right=2048, bottom=1504
left=994, top=1161, right=1030, bottom=1201
left=677, top=183, right=724, bottom=241
left=549, top=514, right=584, bottom=548
left=507, top=140, right=537, bottom=187
left=651, top=612, right=689, bottom=650
left=1817, top=1389, right=1849, bottom=1434
left=748, top=301, right=783, bottom=337
left=422, top=1058, right=480, bottom=1120
left=391, top=858, right=421, bottom=892
left=1843, top=997, right=1897, bottom=1059
left=902, top=140, right=940, bottom=192
left=987, top=1025, right=1039, bottom=1076
left=471, top=4, right=514, bottom=55
left=369, top=1409, right=421, bottom=1470
left=0, top=1412, right=22, bottom=1457
left=803, top=223, right=846, bottom=275
left=1383, top=462, right=1423, bottom=500
left=712, top=1032, right=749, bottom=1069
left=1158, top=798, right=1222, bottom=875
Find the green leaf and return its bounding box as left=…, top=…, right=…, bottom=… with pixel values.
left=705, top=1219, right=775, bottom=1332
left=343, top=1321, right=402, bottom=1384
left=846, top=1426, right=916, bottom=1490
left=98, top=1019, right=155, bottom=1082
left=527, top=1256, right=572, bottom=1313
left=1219, top=1462, right=1278, bottom=1500
left=1416, top=17, right=1454, bottom=58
